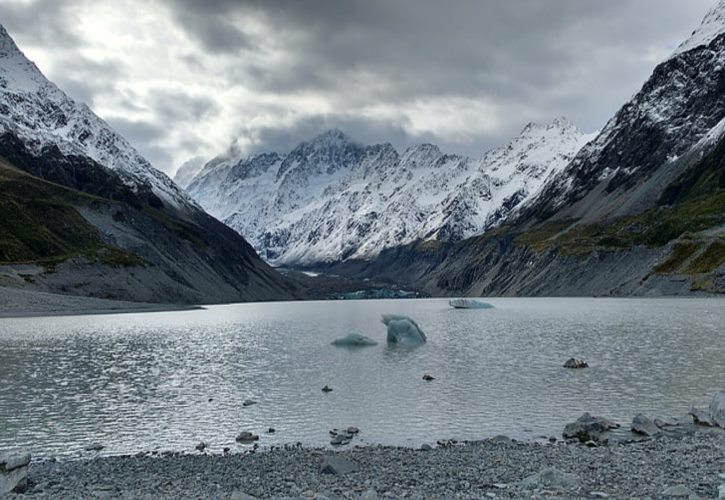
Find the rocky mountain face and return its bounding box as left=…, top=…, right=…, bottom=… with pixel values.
left=185, top=120, right=595, bottom=266
left=0, top=25, right=298, bottom=304
left=329, top=1, right=725, bottom=296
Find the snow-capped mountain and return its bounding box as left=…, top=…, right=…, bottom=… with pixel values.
left=0, top=24, right=193, bottom=211
left=526, top=0, right=725, bottom=220
left=186, top=119, right=595, bottom=266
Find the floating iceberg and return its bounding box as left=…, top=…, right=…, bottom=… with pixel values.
left=331, top=333, right=379, bottom=347
left=381, top=314, right=427, bottom=345
left=449, top=298, right=494, bottom=309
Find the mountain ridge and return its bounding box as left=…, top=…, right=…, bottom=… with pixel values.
left=184, top=117, right=595, bottom=266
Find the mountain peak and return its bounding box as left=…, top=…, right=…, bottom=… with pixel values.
left=520, top=116, right=580, bottom=137
left=308, top=128, right=353, bottom=148
left=0, top=24, right=50, bottom=93
left=670, top=0, right=725, bottom=59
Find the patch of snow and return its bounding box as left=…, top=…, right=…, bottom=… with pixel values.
left=670, top=0, right=725, bottom=59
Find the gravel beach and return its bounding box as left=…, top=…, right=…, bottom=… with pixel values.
left=9, top=431, right=725, bottom=499
left=0, top=286, right=200, bottom=318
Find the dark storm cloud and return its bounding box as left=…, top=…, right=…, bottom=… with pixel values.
left=234, top=114, right=440, bottom=157
left=0, top=0, right=718, bottom=171
left=0, top=0, right=80, bottom=48
left=159, top=0, right=714, bottom=156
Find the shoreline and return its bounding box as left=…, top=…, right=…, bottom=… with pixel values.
left=9, top=431, right=725, bottom=499
left=0, top=286, right=202, bottom=318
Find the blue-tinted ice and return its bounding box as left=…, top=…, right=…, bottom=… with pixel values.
left=381, top=314, right=427, bottom=345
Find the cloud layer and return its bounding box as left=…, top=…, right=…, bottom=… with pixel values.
left=0, top=0, right=715, bottom=173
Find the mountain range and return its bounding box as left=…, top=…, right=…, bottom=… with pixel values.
left=2, top=0, right=725, bottom=305
left=182, top=119, right=595, bottom=266
left=181, top=1, right=725, bottom=296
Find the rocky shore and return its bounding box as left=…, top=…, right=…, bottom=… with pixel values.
left=5, top=430, right=725, bottom=499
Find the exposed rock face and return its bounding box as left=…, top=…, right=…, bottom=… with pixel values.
left=563, top=358, right=588, bottom=369
left=0, top=451, right=30, bottom=495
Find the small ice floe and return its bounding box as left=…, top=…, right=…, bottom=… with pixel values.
left=331, top=333, right=378, bottom=347
left=449, top=298, right=494, bottom=309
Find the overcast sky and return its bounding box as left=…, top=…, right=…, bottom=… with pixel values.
left=0, top=0, right=716, bottom=174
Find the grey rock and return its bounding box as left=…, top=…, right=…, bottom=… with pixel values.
left=563, top=413, right=619, bottom=443
left=563, top=358, right=588, bottom=368
left=690, top=407, right=714, bottom=426
left=360, top=488, right=379, bottom=500
left=420, top=444, right=432, bottom=450
left=195, top=442, right=207, bottom=451
left=422, top=374, right=435, bottom=381
left=661, top=484, right=695, bottom=497
left=346, top=426, right=359, bottom=434
left=631, top=414, right=661, bottom=436
left=330, top=434, right=351, bottom=446
left=84, top=443, right=104, bottom=451
left=0, top=450, right=31, bottom=495
left=709, top=391, right=725, bottom=428
left=321, top=385, right=333, bottom=392
left=521, top=467, right=580, bottom=490
left=319, top=455, right=358, bottom=475
left=230, top=492, right=258, bottom=500
left=589, top=492, right=609, bottom=498
left=654, top=417, right=679, bottom=428
left=718, top=484, right=725, bottom=499
left=242, top=399, right=257, bottom=407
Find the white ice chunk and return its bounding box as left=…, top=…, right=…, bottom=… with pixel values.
left=449, top=298, right=494, bottom=309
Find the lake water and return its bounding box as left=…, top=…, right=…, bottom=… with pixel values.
left=0, top=298, right=723, bottom=458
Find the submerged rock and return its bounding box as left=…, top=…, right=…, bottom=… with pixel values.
left=710, top=391, right=725, bottom=428
left=449, top=298, right=494, bottom=309
left=631, top=414, right=660, bottom=437
left=563, top=413, right=619, bottom=443
left=381, top=314, right=427, bottom=345
left=563, top=358, right=589, bottom=369
left=0, top=450, right=31, bottom=495
left=331, top=333, right=378, bottom=347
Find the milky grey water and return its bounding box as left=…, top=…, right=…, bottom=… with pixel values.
left=0, top=298, right=723, bottom=458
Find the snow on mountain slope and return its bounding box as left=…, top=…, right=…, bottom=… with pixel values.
left=173, top=156, right=207, bottom=189
left=671, top=0, right=725, bottom=58
left=187, top=119, right=595, bottom=266
left=526, top=2, right=725, bottom=219
left=0, top=24, right=194, bottom=211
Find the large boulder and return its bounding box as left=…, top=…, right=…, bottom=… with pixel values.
left=562, top=413, right=619, bottom=443
left=381, top=315, right=427, bottom=345
left=319, top=455, right=358, bottom=475
left=0, top=450, right=30, bottom=495
left=710, top=391, right=725, bottom=428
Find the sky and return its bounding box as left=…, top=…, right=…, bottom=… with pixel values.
left=0, top=0, right=716, bottom=174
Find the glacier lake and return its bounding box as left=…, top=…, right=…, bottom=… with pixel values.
left=0, top=297, right=723, bottom=458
